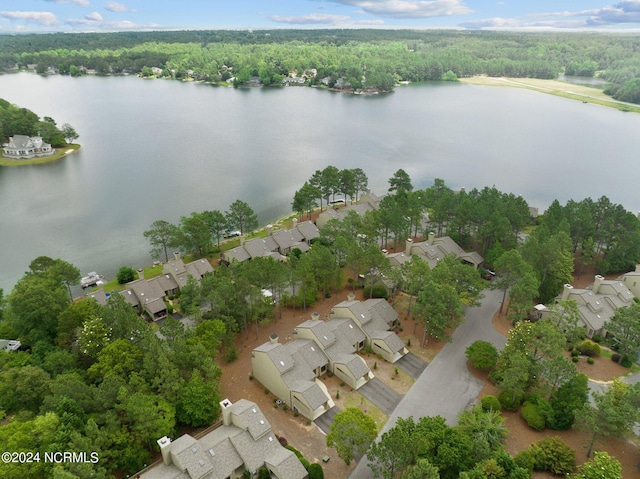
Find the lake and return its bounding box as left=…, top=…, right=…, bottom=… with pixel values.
left=1, top=72, right=640, bottom=293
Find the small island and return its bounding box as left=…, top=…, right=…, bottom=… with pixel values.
left=0, top=98, right=79, bottom=167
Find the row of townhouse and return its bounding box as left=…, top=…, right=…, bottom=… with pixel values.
left=221, top=219, right=320, bottom=264
left=536, top=274, right=635, bottom=339
left=87, top=253, right=214, bottom=321
left=141, top=398, right=308, bottom=479
left=387, top=232, right=484, bottom=270
left=251, top=297, right=407, bottom=420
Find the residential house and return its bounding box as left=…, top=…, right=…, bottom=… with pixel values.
left=388, top=233, right=483, bottom=270
left=620, top=264, right=640, bottom=300
left=315, top=191, right=382, bottom=229
left=128, top=278, right=168, bottom=320
left=221, top=221, right=319, bottom=264
left=163, top=254, right=215, bottom=289
left=3, top=135, right=54, bottom=159
left=0, top=339, right=21, bottom=351
left=294, top=313, right=372, bottom=390
left=537, top=275, right=634, bottom=338
left=251, top=335, right=334, bottom=421
left=330, top=297, right=407, bottom=363
left=141, top=398, right=308, bottom=479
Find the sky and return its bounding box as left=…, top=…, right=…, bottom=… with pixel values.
left=1, top=0, right=640, bottom=33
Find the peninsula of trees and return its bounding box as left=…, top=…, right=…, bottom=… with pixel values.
left=0, top=98, right=78, bottom=148
left=1, top=30, right=639, bottom=103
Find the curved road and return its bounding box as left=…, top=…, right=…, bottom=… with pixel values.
left=350, top=288, right=507, bottom=479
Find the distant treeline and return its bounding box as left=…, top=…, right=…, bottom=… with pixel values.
left=1, top=29, right=639, bottom=102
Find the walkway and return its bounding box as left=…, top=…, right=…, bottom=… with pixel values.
left=349, top=288, right=506, bottom=479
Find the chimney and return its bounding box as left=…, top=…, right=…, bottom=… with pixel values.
left=137, top=268, right=144, bottom=280
left=635, top=264, right=640, bottom=273
left=269, top=333, right=279, bottom=343
left=347, top=293, right=356, bottom=302
left=593, top=275, right=604, bottom=294
left=157, top=436, right=172, bottom=465
left=220, top=398, right=233, bottom=426
left=561, top=284, right=573, bottom=301
left=292, top=218, right=298, bottom=229
left=405, top=238, right=413, bottom=256
left=311, top=312, right=320, bottom=321
left=240, top=235, right=245, bottom=246
left=428, top=232, right=435, bottom=245
left=173, top=251, right=181, bottom=261
left=267, top=224, right=273, bottom=236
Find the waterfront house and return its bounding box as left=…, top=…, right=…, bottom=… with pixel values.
left=3, top=135, right=55, bottom=159
left=141, top=398, right=308, bottom=479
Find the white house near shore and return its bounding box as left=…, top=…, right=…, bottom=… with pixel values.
left=2, top=135, right=54, bottom=159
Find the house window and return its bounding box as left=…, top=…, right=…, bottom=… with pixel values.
left=320, top=364, right=327, bottom=373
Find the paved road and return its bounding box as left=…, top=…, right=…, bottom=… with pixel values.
left=349, top=288, right=506, bottom=479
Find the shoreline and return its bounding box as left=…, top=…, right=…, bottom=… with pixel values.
left=0, top=143, right=81, bottom=167
left=459, top=76, right=640, bottom=113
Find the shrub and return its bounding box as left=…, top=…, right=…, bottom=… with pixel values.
left=521, top=402, right=546, bottom=431
left=407, top=339, right=411, bottom=347
left=481, top=395, right=501, bottom=412
left=513, top=449, right=535, bottom=472
left=592, top=334, right=604, bottom=343
left=578, top=340, right=601, bottom=357
left=224, top=346, right=238, bottom=363
left=264, top=388, right=270, bottom=394
left=116, top=266, right=136, bottom=284
left=363, top=285, right=388, bottom=299
left=572, top=356, right=579, bottom=363
left=373, top=361, right=377, bottom=370
left=465, top=340, right=499, bottom=371
left=336, top=391, right=340, bottom=399
left=498, top=389, right=523, bottom=412
left=571, top=349, right=580, bottom=357
left=621, top=356, right=633, bottom=368
left=530, top=437, right=575, bottom=475
left=340, top=381, right=345, bottom=387
left=248, top=374, right=254, bottom=381
left=587, top=357, right=594, bottom=364
left=611, top=352, right=621, bottom=363
left=258, top=467, right=270, bottom=479
left=308, top=463, right=324, bottom=479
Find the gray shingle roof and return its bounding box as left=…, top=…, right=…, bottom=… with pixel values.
left=295, top=220, right=319, bottom=242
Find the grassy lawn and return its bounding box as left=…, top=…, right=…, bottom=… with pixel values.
left=341, top=391, right=388, bottom=431
left=460, top=77, right=640, bottom=114
left=0, top=143, right=80, bottom=166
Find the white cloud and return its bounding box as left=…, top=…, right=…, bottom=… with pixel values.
left=0, top=11, right=58, bottom=26
left=67, top=11, right=102, bottom=25
left=105, top=2, right=134, bottom=13
left=318, top=0, right=472, bottom=19
left=44, top=0, right=90, bottom=6
left=463, top=0, right=640, bottom=29
left=270, top=13, right=350, bottom=24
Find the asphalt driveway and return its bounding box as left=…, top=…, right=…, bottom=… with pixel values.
left=395, top=352, right=428, bottom=380
left=358, top=378, right=403, bottom=415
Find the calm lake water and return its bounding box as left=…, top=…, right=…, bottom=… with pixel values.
left=1, top=72, right=640, bottom=293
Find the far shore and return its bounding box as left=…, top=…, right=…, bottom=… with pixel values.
left=0, top=143, right=81, bottom=167
left=459, top=76, right=640, bottom=114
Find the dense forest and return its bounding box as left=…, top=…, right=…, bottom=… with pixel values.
left=1, top=30, right=639, bottom=102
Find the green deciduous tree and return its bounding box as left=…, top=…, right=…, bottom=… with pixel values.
left=465, top=340, right=498, bottom=371
left=116, top=266, right=136, bottom=284
left=176, top=370, right=221, bottom=427
left=143, top=219, right=181, bottom=263
left=326, top=408, right=377, bottom=465
left=388, top=168, right=412, bottom=193
left=574, top=379, right=640, bottom=457
left=604, top=301, right=640, bottom=364
left=60, top=123, right=79, bottom=143
left=225, top=199, right=258, bottom=235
